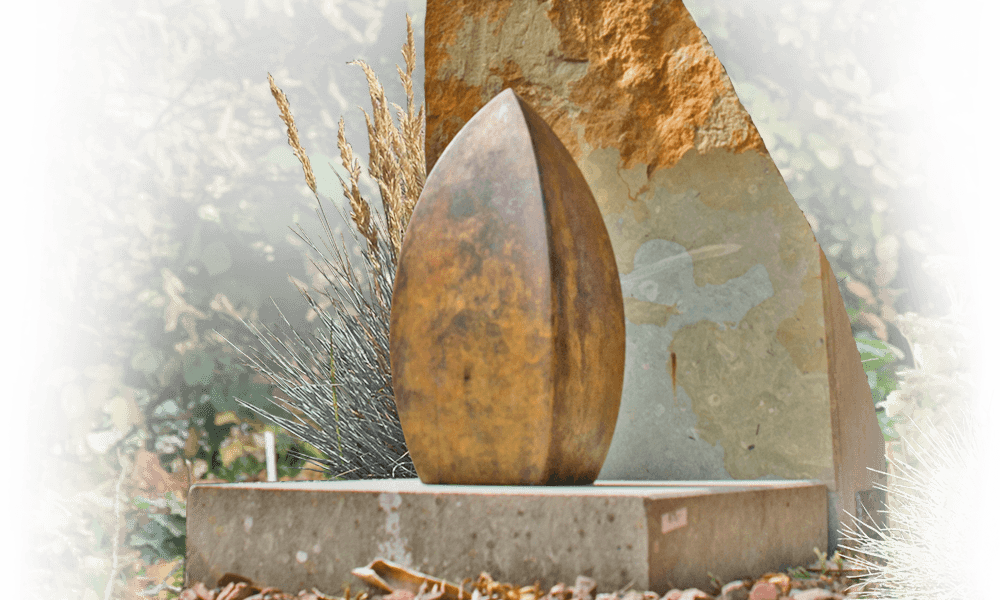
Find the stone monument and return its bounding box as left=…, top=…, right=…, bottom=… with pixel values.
left=424, top=0, right=885, bottom=551
left=184, top=3, right=879, bottom=591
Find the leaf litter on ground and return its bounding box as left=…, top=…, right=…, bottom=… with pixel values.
left=170, top=553, right=878, bottom=600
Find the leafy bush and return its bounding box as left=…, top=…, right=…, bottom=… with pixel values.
left=855, top=333, right=904, bottom=440
left=130, top=494, right=186, bottom=565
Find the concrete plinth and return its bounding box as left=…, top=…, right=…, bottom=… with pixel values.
left=185, top=479, right=827, bottom=594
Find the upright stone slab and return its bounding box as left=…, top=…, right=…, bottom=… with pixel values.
left=425, top=0, right=884, bottom=551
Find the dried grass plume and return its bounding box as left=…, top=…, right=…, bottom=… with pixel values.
left=268, top=73, right=317, bottom=197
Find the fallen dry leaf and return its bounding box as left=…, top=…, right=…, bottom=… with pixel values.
left=127, top=557, right=184, bottom=600
left=352, top=558, right=464, bottom=600
left=757, top=573, right=791, bottom=597
left=178, top=555, right=880, bottom=600
left=131, top=448, right=190, bottom=501
left=217, top=581, right=260, bottom=600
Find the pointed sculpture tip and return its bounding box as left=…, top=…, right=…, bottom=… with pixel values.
left=491, top=87, right=520, bottom=106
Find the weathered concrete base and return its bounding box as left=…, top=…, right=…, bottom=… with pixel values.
left=186, top=479, right=827, bottom=594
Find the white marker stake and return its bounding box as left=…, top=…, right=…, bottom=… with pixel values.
left=265, top=430, right=277, bottom=482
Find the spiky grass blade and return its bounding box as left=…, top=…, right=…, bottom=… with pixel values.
left=228, top=184, right=414, bottom=478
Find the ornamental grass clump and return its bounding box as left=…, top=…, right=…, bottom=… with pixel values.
left=230, top=15, right=424, bottom=479
left=839, top=408, right=989, bottom=600
left=842, top=251, right=983, bottom=600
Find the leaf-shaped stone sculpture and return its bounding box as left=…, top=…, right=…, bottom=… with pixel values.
left=389, top=88, right=625, bottom=485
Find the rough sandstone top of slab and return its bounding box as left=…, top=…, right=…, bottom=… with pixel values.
left=425, top=0, right=766, bottom=173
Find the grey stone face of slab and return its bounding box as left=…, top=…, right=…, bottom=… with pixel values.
left=186, top=479, right=827, bottom=594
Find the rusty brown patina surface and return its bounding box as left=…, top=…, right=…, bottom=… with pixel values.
left=389, top=89, right=625, bottom=485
